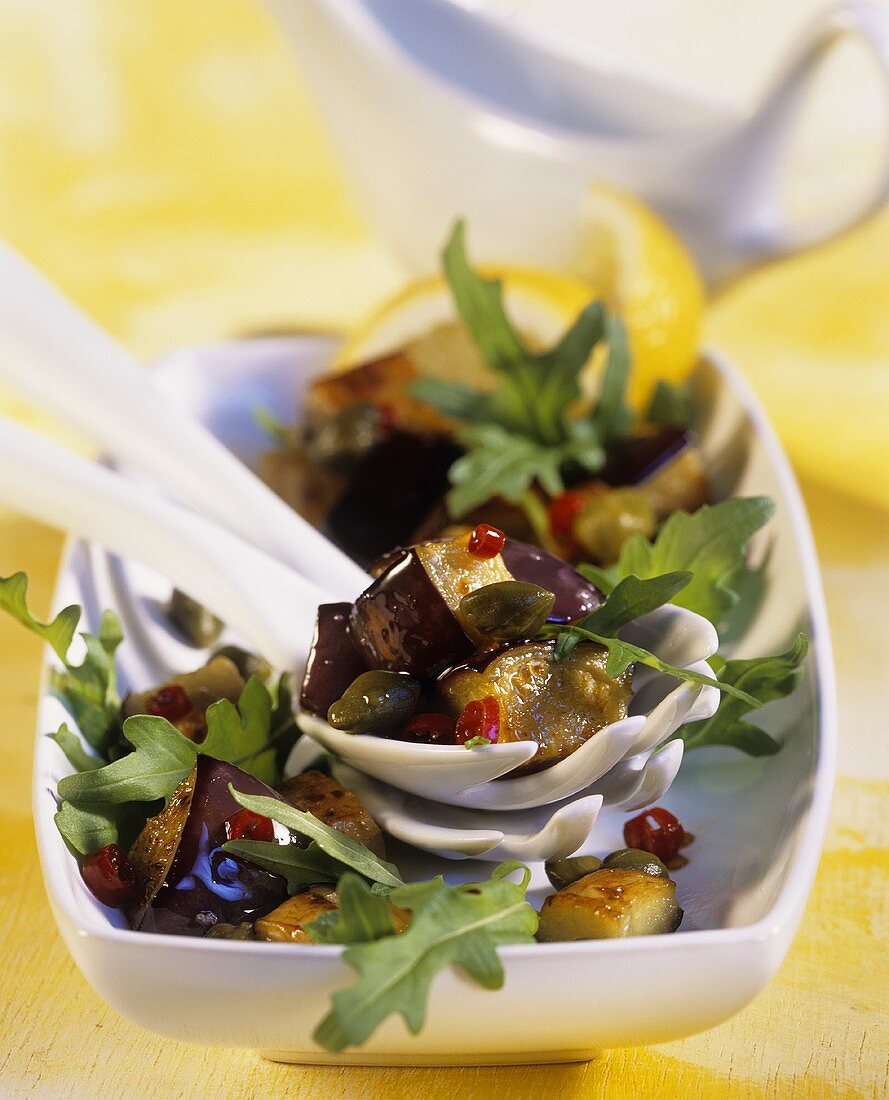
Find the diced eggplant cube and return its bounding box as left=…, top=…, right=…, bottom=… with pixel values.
left=537, top=867, right=683, bottom=941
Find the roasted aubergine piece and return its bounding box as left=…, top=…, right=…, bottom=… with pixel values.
left=277, top=769, right=387, bottom=859
left=537, top=867, right=683, bottom=941
left=123, top=656, right=245, bottom=742
left=435, top=639, right=632, bottom=774
left=126, top=756, right=289, bottom=935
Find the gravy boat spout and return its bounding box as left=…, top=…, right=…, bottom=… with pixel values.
left=263, top=0, right=889, bottom=283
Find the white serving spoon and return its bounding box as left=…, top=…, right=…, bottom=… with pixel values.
left=1, top=411, right=719, bottom=814
left=299, top=619, right=720, bottom=810
left=331, top=760, right=605, bottom=862
left=0, top=242, right=369, bottom=600
left=0, top=416, right=328, bottom=670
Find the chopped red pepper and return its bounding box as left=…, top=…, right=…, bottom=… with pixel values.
left=81, top=843, right=138, bottom=908
left=224, top=808, right=276, bottom=843
left=467, top=523, right=506, bottom=559
left=623, top=807, right=686, bottom=863
left=146, top=684, right=192, bottom=723
left=548, top=491, right=585, bottom=541
left=402, top=712, right=456, bottom=743
left=376, top=401, right=398, bottom=433
left=455, top=695, right=500, bottom=745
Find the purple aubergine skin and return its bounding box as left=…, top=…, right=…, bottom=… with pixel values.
left=300, top=602, right=368, bottom=718
left=326, top=431, right=463, bottom=566
left=138, top=757, right=289, bottom=936
left=349, top=548, right=474, bottom=678
left=601, top=428, right=690, bottom=486
left=501, top=539, right=602, bottom=623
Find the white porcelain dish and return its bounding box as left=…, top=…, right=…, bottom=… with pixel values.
left=32, top=337, right=835, bottom=1065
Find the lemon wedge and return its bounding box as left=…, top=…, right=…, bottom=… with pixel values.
left=339, top=190, right=704, bottom=409
left=571, top=184, right=705, bottom=407
left=337, top=266, right=597, bottom=391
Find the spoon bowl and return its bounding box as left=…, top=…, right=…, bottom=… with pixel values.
left=299, top=604, right=720, bottom=809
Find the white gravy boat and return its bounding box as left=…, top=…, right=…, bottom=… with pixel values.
left=262, top=0, right=889, bottom=283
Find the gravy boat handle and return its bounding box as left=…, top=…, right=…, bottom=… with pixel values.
left=0, top=242, right=370, bottom=600
left=725, top=0, right=889, bottom=271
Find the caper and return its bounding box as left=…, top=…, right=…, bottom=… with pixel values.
left=305, top=402, right=382, bottom=474
left=328, top=670, right=422, bottom=733
left=210, top=644, right=272, bottom=683
left=544, top=855, right=603, bottom=891
left=602, top=848, right=670, bottom=878
left=459, top=581, right=556, bottom=641
left=204, top=921, right=255, bottom=940
left=573, top=488, right=656, bottom=564
left=166, top=588, right=224, bottom=647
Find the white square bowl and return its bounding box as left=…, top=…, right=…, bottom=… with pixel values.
left=32, top=338, right=835, bottom=1065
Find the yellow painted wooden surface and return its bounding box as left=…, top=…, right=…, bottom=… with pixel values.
left=0, top=3, right=887, bottom=1097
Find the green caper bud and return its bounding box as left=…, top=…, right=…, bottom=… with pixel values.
left=544, top=855, right=603, bottom=891
left=328, top=670, right=422, bottom=733
left=573, top=488, right=656, bottom=564
left=204, top=922, right=255, bottom=940
left=602, top=848, right=670, bottom=878
left=210, top=644, right=272, bottom=683
left=459, top=581, right=556, bottom=640
left=305, top=402, right=382, bottom=474
left=167, top=588, right=224, bottom=647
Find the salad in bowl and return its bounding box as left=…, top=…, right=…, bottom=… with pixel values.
left=13, top=222, right=819, bottom=1058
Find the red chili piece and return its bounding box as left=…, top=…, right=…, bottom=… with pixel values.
left=81, top=843, right=137, bottom=908
left=548, top=491, right=584, bottom=541
left=623, top=807, right=686, bottom=863
left=146, top=683, right=192, bottom=722
left=467, top=523, right=506, bottom=559
left=376, top=401, right=398, bottom=433
left=402, top=712, right=456, bottom=743
left=455, top=695, right=500, bottom=744
left=224, top=808, right=276, bottom=844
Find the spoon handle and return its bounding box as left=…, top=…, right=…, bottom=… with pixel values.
left=0, top=416, right=326, bottom=670
left=0, top=242, right=369, bottom=599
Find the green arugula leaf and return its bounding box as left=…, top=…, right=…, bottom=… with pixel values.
left=646, top=379, right=694, bottom=429
left=223, top=837, right=357, bottom=893
left=49, top=723, right=103, bottom=773
left=413, top=222, right=620, bottom=513
left=680, top=635, right=808, bottom=755
left=544, top=572, right=759, bottom=705
left=531, top=300, right=606, bottom=435
left=228, top=787, right=404, bottom=889
left=409, top=377, right=490, bottom=422
left=54, top=800, right=122, bottom=856
left=312, top=863, right=537, bottom=1052
left=594, top=497, right=776, bottom=624
left=0, top=571, right=80, bottom=660
left=202, top=675, right=279, bottom=785
left=446, top=425, right=569, bottom=516
left=252, top=405, right=290, bottom=445
left=441, top=221, right=528, bottom=375
left=57, top=715, right=197, bottom=805
left=56, top=671, right=299, bottom=805
left=0, top=575, right=124, bottom=757
left=549, top=622, right=760, bottom=705
left=576, top=572, right=692, bottom=636
left=53, top=798, right=159, bottom=856
left=268, top=672, right=299, bottom=776
left=307, top=874, right=398, bottom=944
left=590, top=314, right=633, bottom=446
left=49, top=609, right=124, bottom=756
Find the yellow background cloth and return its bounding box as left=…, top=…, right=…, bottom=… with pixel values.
left=0, top=3, right=886, bottom=1097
